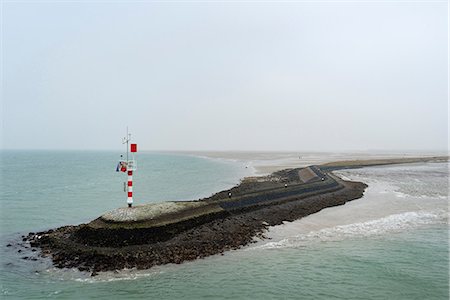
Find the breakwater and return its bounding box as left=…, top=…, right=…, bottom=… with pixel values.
left=23, top=165, right=367, bottom=274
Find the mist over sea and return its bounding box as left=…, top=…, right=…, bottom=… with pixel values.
left=0, top=151, right=448, bottom=299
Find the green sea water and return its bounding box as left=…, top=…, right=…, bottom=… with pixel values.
left=0, top=151, right=448, bottom=299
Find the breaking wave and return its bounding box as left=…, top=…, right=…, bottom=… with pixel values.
left=254, top=210, right=448, bottom=250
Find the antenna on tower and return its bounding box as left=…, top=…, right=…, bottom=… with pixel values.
left=122, top=126, right=131, bottom=162
left=117, top=127, right=138, bottom=208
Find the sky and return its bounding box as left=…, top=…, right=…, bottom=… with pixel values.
left=1, top=1, right=448, bottom=152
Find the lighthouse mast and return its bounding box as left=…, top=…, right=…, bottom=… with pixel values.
left=121, top=127, right=137, bottom=208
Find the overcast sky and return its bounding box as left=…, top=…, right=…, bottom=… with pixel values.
left=2, top=1, right=448, bottom=151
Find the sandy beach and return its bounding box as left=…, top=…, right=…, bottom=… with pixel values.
left=178, top=151, right=448, bottom=175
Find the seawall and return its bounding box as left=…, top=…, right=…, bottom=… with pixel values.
left=25, top=165, right=368, bottom=273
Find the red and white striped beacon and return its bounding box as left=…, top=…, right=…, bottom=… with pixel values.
left=119, top=128, right=137, bottom=208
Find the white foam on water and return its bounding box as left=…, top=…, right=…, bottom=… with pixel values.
left=74, top=269, right=164, bottom=283
left=393, top=191, right=407, bottom=198
left=249, top=162, right=448, bottom=250
left=253, top=210, right=447, bottom=250
left=44, top=266, right=167, bottom=283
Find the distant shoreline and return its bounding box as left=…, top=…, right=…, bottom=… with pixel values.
left=177, top=151, right=448, bottom=175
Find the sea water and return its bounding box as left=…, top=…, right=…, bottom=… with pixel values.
left=0, top=151, right=448, bottom=299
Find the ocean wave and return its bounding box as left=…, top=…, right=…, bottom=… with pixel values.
left=45, top=267, right=166, bottom=283
left=253, top=210, right=447, bottom=250
left=392, top=190, right=448, bottom=199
